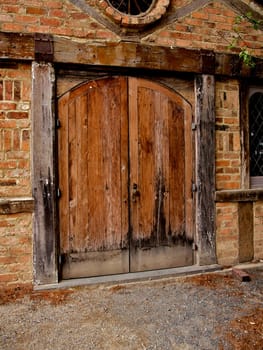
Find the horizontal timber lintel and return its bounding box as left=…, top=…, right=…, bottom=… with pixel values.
left=0, top=197, right=34, bottom=214
left=215, top=189, right=263, bottom=202
left=0, top=31, right=263, bottom=78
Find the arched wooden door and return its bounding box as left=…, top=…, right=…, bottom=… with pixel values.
left=58, top=77, right=194, bottom=279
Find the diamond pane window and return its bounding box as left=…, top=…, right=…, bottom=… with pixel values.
left=249, top=92, right=263, bottom=186
left=108, top=0, right=154, bottom=15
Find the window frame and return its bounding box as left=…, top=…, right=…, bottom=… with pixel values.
left=248, top=86, right=263, bottom=188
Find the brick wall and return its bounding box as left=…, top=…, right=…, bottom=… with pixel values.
left=0, top=64, right=31, bottom=197
left=0, top=0, right=118, bottom=40
left=254, top=202, right=263, bottom=260
left=216, top=203, right=239, bottom=266
left=0, top=213, right=32, bottom=287
left=0, top=64, right=33, bottom=286
left=215, top=79, right=241, bottom=191
left=143, top=1, right=263, bottom=59
left=215, top=79, right=263, bottom=265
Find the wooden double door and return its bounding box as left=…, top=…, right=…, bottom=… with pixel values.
left=58, top=76, right=194, bottom=279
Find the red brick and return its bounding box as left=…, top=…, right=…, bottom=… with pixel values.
left=0, top=102, right=16, bottom=110
left=26, top=7, right=47, bottom=15
left=0, top=273, right=18, bottom=283
left=2, top=23, right=25, bottom=32
left=0, top=80, right=3, bottom=100
left=0, top=256, right=14, bottom=264
left=40, top=17, right=62, bottom=27
left=7, top=112, right=28, bottom=119
left=14, top=81, right=21, bottom=101
left=46, top=1, right=63, bottom=9
left=15, top=15, right=39, bottom=24
left=0, top=161, right=17, bottom=169
left=192, top=12, right=208, bottom=20
left=5, top=81, right=13, bottom=100
left=21, top=130, right=30, bottom=151
left=0, top=179, right=16, bottom=186
left=17, top=159, right=30, bottom=169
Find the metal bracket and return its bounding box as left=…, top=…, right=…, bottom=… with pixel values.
left=34, top=33, right=54, bottom=62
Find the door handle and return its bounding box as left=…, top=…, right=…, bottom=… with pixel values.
left=132, top=183, right=140, bottom=202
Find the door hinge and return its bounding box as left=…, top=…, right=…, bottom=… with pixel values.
left=57, top=187, right=62, bottom=198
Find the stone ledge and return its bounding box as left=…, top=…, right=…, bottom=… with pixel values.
left=0, top=197, right=34, bottom=214
left=215, top=189, right=263, bottom=202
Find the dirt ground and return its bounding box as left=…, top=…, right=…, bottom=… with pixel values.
left=0, top=265, right=262, bottom=350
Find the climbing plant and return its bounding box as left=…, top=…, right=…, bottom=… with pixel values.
left=229, top=12, right=263, bottom=68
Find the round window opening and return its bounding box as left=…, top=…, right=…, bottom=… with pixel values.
left=108, top=0, right=155, bottom=16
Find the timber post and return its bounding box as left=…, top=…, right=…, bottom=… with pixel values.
left=195, top=74, right=217, bottom=265
left=32, top=62, right=58, bottom=285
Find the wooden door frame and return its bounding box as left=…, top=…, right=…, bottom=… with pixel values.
left=32, top=62, right=216, bottom=285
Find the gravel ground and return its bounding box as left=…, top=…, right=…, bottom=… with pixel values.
left=0, top=265, right=262, bottom=350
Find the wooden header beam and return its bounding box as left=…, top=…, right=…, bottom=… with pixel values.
left=0, top=32, right=262, bottom=78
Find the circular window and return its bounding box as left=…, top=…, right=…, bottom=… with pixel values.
left=102, top=0, right=170, bottom=27
left=108, top=0, right=154, bottom=16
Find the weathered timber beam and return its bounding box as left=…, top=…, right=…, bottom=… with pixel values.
left=52, top=38, right=263, bottom=78
left=0, top=32, right=35, bottom=60
left=0, top=31, right=263, bottom=78
left=215, top=189, right=263, bottom=202
left=0, top=197, right=34, bottom=214
left=53, top=37, right=202, bottom=72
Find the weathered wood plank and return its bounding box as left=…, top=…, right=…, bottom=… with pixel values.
left=32, top=62, right=58, bottom=285
left=0, top=197, right=34, bottom=214
left=238, top=202, right=254, bottom=263
left=0, top=32, right=34, bottom=60
left=215, top=189, right=263, bottom=202
left=195, top=74, right=216, bottom=265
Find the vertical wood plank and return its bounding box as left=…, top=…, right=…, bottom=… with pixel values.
left=195, top=74, right=216, bottom=265
left=58, top=93, right=70, bottom=255
left=32, top=62, right=58, bottom=284
left=238, top=202, right=254, bottom=262
left=184, top=99, right=194, bottom=240
left=168, top=99, right=185, bottom=235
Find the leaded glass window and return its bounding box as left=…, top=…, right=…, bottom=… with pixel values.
left=108, top=0, right=154, bottom=15
left=249, top=91, right=263, bottom=187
